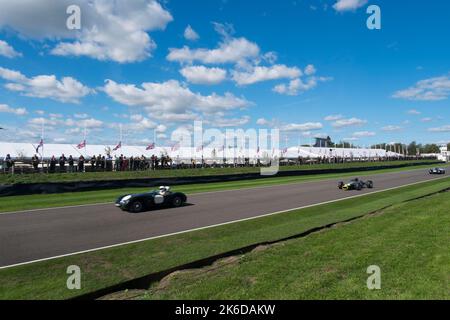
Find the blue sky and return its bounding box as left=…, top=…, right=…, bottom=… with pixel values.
left=0, top=0, right=449, bottom=147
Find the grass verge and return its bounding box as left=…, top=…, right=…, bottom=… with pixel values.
left=139, top=188, right=450, bottom=299
left=0, top=160, right=439, bottom=185
left=0, top=163, right=446, bottom=213
left=0, top=176, right=448, bottom=299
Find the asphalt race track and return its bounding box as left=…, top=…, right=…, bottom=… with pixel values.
left=0, top=169, right=447, bottom=268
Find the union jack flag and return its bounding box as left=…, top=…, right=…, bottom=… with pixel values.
left=35, top=139, right=44, bottom=153
left=76, top=140, right=86, bottom=149
left=171, top=142, right=180, bottom=151
left=113, top=141, right=122, bottom=151
left=146, top=142, right=155, bottom=150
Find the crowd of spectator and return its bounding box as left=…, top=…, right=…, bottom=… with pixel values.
left=1, top=153, right=182, bottom=174
left=1, top=152, right=438, bottom=175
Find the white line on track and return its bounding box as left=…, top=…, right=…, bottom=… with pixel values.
left=1, top=175, right=448, bottom=270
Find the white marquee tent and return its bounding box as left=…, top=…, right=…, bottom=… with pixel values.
left=0, top=141, right=401, bottom=162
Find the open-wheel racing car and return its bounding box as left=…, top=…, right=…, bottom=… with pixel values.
left=338, top=178, right=373, bottom=191
left=115, top=186, right=187, bottom=213
left=429, top=168, right=446, bottom=175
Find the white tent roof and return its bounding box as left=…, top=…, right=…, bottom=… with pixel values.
left=0, top=141, right=401, bottom=160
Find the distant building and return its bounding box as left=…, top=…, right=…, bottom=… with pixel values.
left=314, top=136, right=332, bottom=148
left=439, top=146, right=449, bottom=162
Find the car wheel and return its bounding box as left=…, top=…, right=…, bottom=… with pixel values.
left=367, top=181, right=373, bottom=188
left=172, top=196, right=183, bottom=207
left=130, top=201, right=143, bottom=213
left=338, top=182, right=344, bottom=189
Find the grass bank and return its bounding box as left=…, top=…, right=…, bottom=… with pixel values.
left=140, top=187, right=450, bottom=299
left=0, top=176, right=448, bottom=300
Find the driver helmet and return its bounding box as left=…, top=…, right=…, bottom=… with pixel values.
left=159, top=186, right=170, bottom=194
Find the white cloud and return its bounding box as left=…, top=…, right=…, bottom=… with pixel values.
left=304, top=64, right=316, bottom=76
left=407, top=109, right=421, bottom=115
left=333, top=0, right=368, bottom=12
left=0, top=103, right=27, bottom=115
left=324, top=114, right=343, bottom=121
left=311, top=133, right=329, bottom=139
left=0, top=67, right=92, bottom=103
left=421, top=117, right=433, bottom=122
left=180, top=65, right=227, bottom=85
left=428, top=125, right=450, bottom=132
left=393, top=75, right=450, bottom=101
left=156, top=124, right=167, bottom=132
left=232, top=64, right=301, bottom=86
left=123, top=117, right=167, bottom=133
left=256, top=118, right=269, bottom=126
left=262, top=52, right=277, bottom=64
left=282, top=122, right=323, bottom=131
left=0, top=0, right=173, bottom=63
left=0, top=67, right=26, bottom=82
left=168, top=23, right=259, bottom=66
left=381, top=125, right=402, bottom=132
left=167, top=37, right=260, bottom=65
left=332, top=117, right=367, bottom=128
left=134, top=117, right=158, bottom=131
left=256, top=118, right=279, bottom=128
left=157, top=133, right=167, bottom=139
left=273, top=76, right=330, bottom=96
left=129, top=114, right=143, bottom=121
left=0, top=40, right=22, bottom=58
left=80, top=118, right=103, bottom=129
left=151, top=112, right=199, bottom=123
left=352, top=131, right=376, bottom=137
left=74, top=113, right=89, bottom=119
left=29, top=116, right=103, bottom=130
left=28, top=117, right=58, bottom=128
left=184, top=25, right=199, bottom=41
left=103, top=79, right=250, bottom=122
left=210, top=116, right=250, bottom=128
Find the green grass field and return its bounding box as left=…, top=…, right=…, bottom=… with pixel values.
left=1, top=162, right=446, bottom=213
left=140, top=188, right=450, bottom=300
left=0, top=176, right=448, bottom=300
left=0, top=160, right=439, bottom=185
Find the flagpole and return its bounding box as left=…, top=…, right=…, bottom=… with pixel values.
left=84, top=123, right=87, bottom=157
left=120, top=124, right=123, bottom=149
left=41, top=118, right=45, bottom=171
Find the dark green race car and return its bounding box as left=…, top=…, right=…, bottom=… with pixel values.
left=115, top=186, right=187, bottom=213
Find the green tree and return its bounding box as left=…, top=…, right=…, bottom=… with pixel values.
left=422, top=144, right=440, bottom=154
left=407, top=141, right=418, bottom=156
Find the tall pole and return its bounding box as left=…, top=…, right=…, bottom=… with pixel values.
left=41, top=118, right=45, bottom=170
left=84, top=122, right=87, bottom=157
